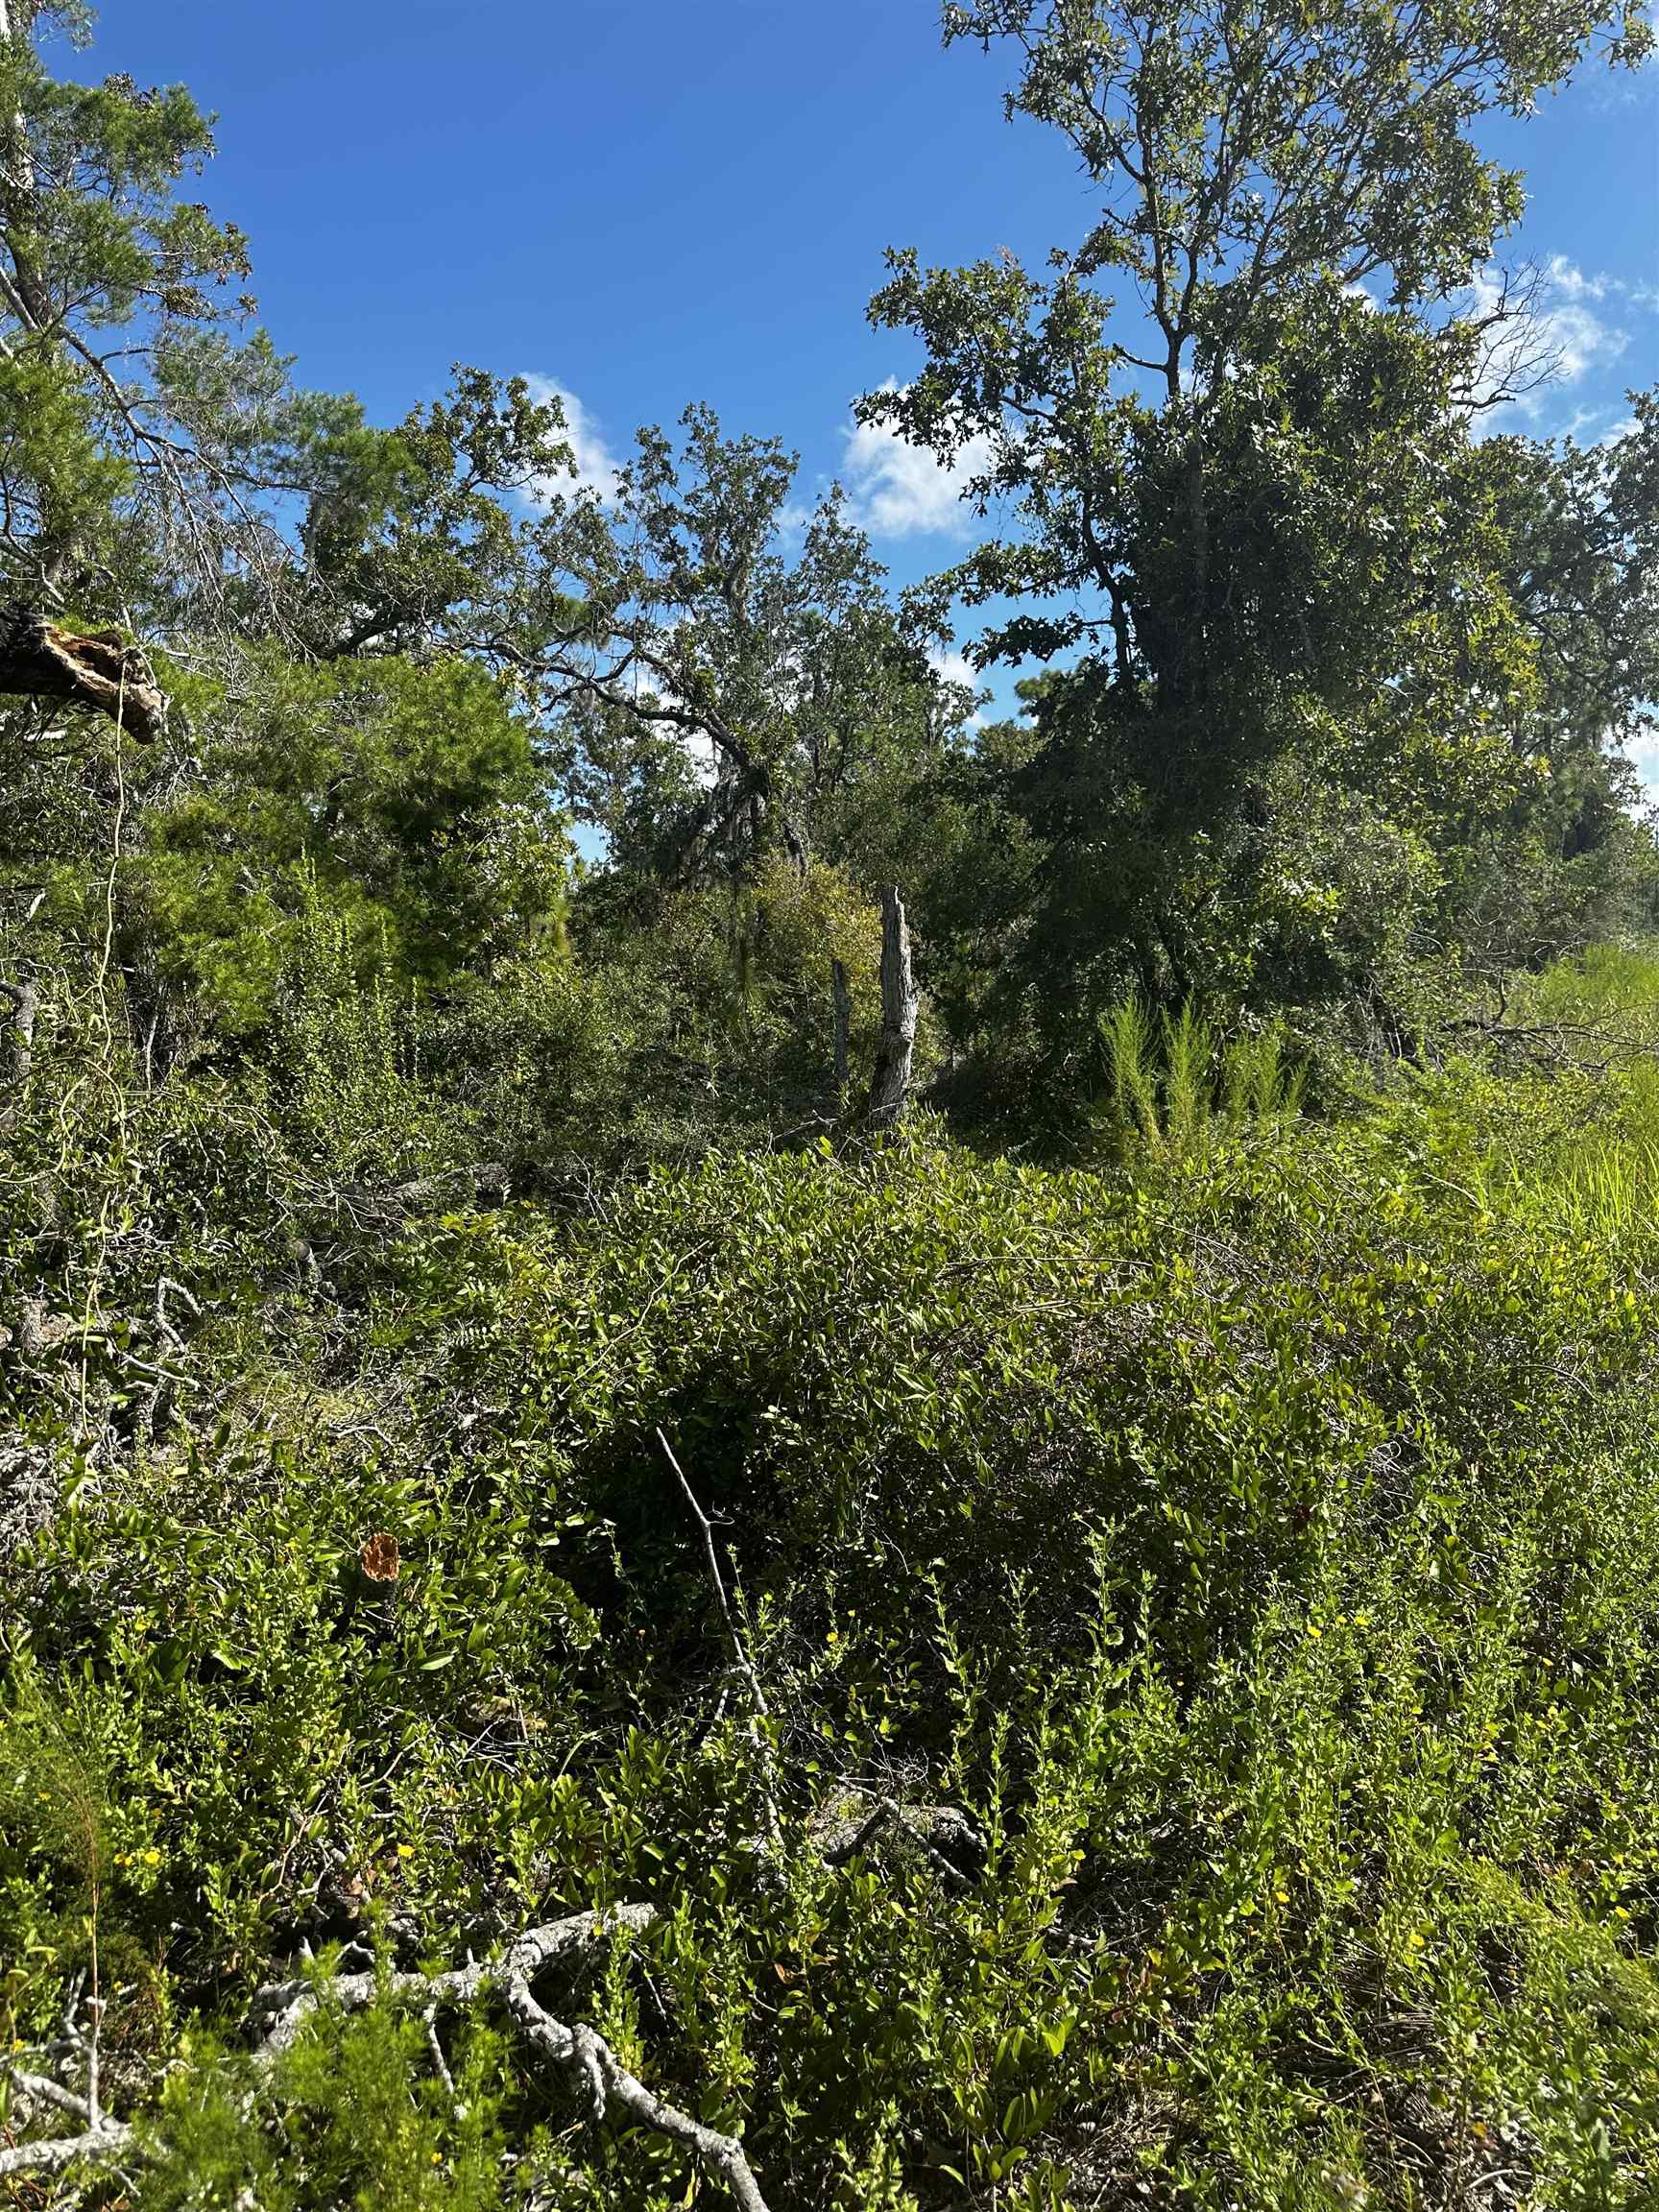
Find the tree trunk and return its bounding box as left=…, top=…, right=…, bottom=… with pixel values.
left=867, top=885, right=917, bottom=1129
left=0, top=605, right=167, bottom=742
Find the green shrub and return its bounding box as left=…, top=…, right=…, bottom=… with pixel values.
left=6, top=1037, right=1659, bottom=2206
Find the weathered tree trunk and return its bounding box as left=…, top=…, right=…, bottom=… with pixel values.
left=0, top=605, right=167, bottom=741
left=830, top=955, right=852, bottom=1094
left=867, top=885, right=917, bottom=1129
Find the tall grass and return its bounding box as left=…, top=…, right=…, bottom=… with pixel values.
left=1516, top=941, right=1659, bottom=1032
left=1096, top=997, right=1306, bottom=1159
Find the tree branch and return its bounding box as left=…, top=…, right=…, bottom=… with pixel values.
left=0, top=603, right=166, bottom=740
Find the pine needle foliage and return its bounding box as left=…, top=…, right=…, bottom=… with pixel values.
left=1096, top=996, right=1306, bottom=1160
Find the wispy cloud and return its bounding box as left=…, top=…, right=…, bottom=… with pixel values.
left=843, top=380, right=994, bottom=538
left=1461, top=263, right=1632, bottom=424
left=1539, top=297, right=1628, bottom=386
left=522, top=374, right=621, bottom=503
left=1543, top=255, right=1659, bottom=315
left=1543, top=254, right=1613, bottom=303
left=1552, top=401, right=1637, bottom=445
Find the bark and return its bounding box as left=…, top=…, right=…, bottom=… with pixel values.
left=0, top=604, right=167, bottom=742
left=830, top=956, right=852, bottom=1094
left=0, top=2121, right=134, bottom=2180
left=780, top=811, right=808, bottom=878
left=867, top=885, right=917, bottom=1129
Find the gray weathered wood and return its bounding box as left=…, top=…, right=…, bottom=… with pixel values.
left=867, top=885, right=917, bottom=1127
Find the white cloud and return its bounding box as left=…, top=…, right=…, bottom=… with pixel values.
left=1460, top=266, right=1630, bottom=423
left=843, top=380, right=995, bottom=538
left=1543, top=254, right=1612, bottom=303
left=929, top=647, right=978, bottom=687
left=928, top=645, right=988, bottom=727
left=522, top=374, right=621, bottom=504
left=1626, top=725, right=1659, bottom=797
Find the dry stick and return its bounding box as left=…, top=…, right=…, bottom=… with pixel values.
left=503, top=1977, right=770, bottom=2212
left=4, top=1911, right=772, bottom=2211
left=819, top=1796, right=901, bottom=1867
left=252, top=1909, right=771, bottom=2212
left=422, top=2004, right=459, bottom=2109
left=0, top=2121, right=134, bottom=2181
left=653, top=1426, right=784, bottom=1862
left=153, top=1275, right=201, bottom=1350
left=246, top=1909, right=656, bottom=2054
left=820, top=1794, right=973, bottom=1891
left=70, top=1810, right=103, bottom=2136
left=867, top=884, right=917, bottom=1129
left=0, top=2064, right=93, bottom=2124
left=84, top=1990, right=101, bottom=2138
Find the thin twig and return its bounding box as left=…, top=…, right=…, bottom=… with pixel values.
left=653, top=1427, right=783, bottom=1860
left=422, top=2003, right=460, bottom=2109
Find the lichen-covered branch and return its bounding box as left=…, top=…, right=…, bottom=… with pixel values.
left=0, top=2116, right=133, bottom=2180
left=868, top=884, right=917, bottom=1128
left=0, top=1907, right=769, bottom=2209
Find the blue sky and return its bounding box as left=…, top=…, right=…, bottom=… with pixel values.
left=63, top=3, right=1659, bottom=729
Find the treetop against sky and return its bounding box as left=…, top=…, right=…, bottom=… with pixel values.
left=59, top=1, right=1659, bottom=728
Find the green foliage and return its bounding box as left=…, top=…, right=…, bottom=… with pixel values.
left=535, top=402, right=964, bottom=888
left=861, top=0, right=1658, bottom=1124
left=10, top=1040, right=1659, bottom=2203
left=5, top=4, right=1659, bottom=2205
left=137, top=2005, right=512, bottom=2210
left=1096, top=997, right=1306, bottom=1160
left=125, top=649, right=570, bottom=1040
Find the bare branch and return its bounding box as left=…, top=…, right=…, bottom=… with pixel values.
left=654, top=1427, right=784, bottom=1862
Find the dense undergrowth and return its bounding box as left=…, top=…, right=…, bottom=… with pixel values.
left=5, top=950, right=1659, bottom=2209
